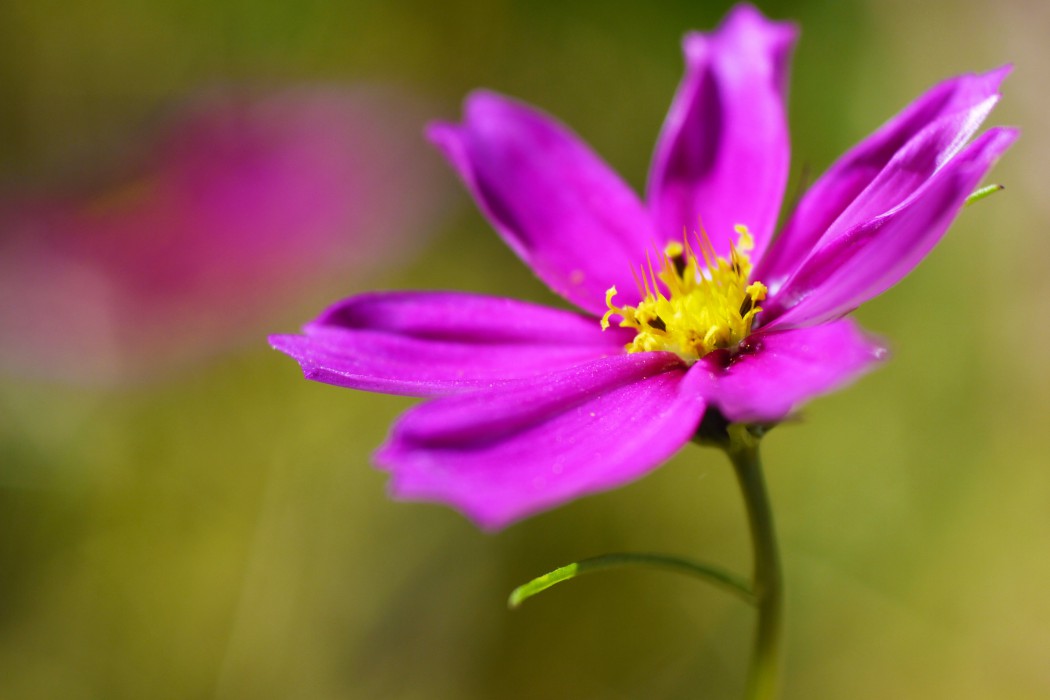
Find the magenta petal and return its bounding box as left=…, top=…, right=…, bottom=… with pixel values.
left=648, top=5, right=796, bottom=258
left=763, top=127, right=1017, bottom=330
left=376, top=354, right=700, bottom=530
left=270, top=291, right=634, bottom=396
left=756, top=67, right=1010, bottom=289
left=689, top=320, right=887, bottom=423
left=428, top=92, right=654, bottom=315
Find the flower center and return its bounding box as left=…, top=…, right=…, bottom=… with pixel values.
left=601, top=226, right=767, bottom=364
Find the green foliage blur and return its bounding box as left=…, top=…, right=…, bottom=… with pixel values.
left=1, top=1, right=1047, bottom=698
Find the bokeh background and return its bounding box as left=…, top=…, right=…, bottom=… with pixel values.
left=1, top=0, right=1047, bottom=698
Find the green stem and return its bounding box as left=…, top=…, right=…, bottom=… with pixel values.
left=726, top=424, right=783, bottom=700
left=964, top=183, right=1004, bottom=206
left=508, top=552, right=754, bottom=609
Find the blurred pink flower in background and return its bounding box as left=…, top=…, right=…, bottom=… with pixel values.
left=0, top=86, right=452, bottom=384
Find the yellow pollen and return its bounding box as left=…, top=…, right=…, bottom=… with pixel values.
left=601, top=225, right=767, bottom=364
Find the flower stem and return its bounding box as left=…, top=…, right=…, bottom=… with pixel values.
left=726, top=424, right=783, bottom=700
left=508, top=552, right=754, bottom=609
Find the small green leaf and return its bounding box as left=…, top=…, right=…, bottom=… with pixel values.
left=508, top=552, right=754, bottom=609
left=964, top=184, right=1004, bottom=206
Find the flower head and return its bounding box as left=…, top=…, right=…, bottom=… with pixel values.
left=272, top=5, right=1015, bottom=530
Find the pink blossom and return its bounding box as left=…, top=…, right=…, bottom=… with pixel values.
left=273, top=6, right=1015, bottom=529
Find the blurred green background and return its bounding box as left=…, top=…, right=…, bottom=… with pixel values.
left=2, top=0, right=1047, bottom=698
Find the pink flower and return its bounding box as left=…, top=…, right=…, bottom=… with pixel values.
left=0, top=86, right=449, bottom=384
left=272, top=5, right=1015, bottom=530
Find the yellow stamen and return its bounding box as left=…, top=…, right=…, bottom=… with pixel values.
left=603, top=225, right=767, bottom=364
